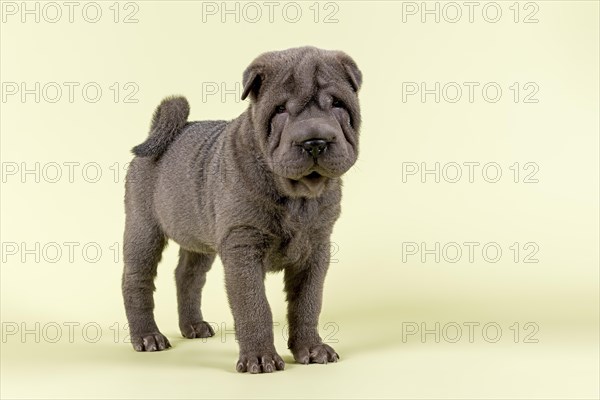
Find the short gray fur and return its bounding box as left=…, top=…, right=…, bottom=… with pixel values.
left=122, top=46, right=362, bottom=373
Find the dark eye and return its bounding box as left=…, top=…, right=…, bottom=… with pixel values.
left=275, top=104, right=287, bottom=114
left=332, top=98, right=344, bottom=108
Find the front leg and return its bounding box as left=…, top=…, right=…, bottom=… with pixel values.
left=220, top=228, right=285, bottom=374
left=285, top=243, right=339, bottom=364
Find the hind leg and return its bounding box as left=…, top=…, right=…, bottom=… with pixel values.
left=176, top=249, right=216, bottom=339
left=122, top=217, right=170, bottom=352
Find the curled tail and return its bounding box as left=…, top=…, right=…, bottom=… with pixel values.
left=132, top=96, right=190, bottom=158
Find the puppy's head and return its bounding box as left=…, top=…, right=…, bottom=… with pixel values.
left=241, top=46, right=362, bottom=198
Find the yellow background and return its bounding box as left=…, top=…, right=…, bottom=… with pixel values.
left=1, top=1, right=598, bottom=398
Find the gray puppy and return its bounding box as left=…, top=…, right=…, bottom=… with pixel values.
left=122, top=46, right=362, bottom=373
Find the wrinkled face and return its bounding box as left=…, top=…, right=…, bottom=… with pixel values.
left=242, top=47, right=362, bottom=198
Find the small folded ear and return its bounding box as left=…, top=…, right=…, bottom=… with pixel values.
left=337, top=53, right=362, bottom=92
left=344, top=63, right=362, bottom=92
left=241, top=64, right=263, bottom=101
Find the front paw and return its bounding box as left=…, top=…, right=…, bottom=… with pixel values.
left=236, top=349, right=286, bottom=374
left=130, top=332, right=171, bottom=352
left=180, top=321, right=215, bottom=339
left=291, top=343, right=339, bottom=364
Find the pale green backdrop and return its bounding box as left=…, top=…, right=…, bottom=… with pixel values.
left=1, top=1, right=598, bottom=398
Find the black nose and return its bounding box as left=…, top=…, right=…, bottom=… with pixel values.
left=301, top=139, right=328, bottom=158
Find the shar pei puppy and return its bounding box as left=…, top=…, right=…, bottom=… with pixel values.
left=122, top=46, right=362, bottom=373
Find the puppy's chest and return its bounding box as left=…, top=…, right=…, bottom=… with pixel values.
left=267, top=202, right=325, bottom=269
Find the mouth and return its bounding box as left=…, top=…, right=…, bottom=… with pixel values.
left=299, top=170, right=327, bottom=191
left=286, top=170, right=328, bottom=195
left=302, top=171, right=324, bottom=184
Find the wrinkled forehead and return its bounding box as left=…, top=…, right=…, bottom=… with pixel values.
left=272, top=56, right=345, bottom=101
